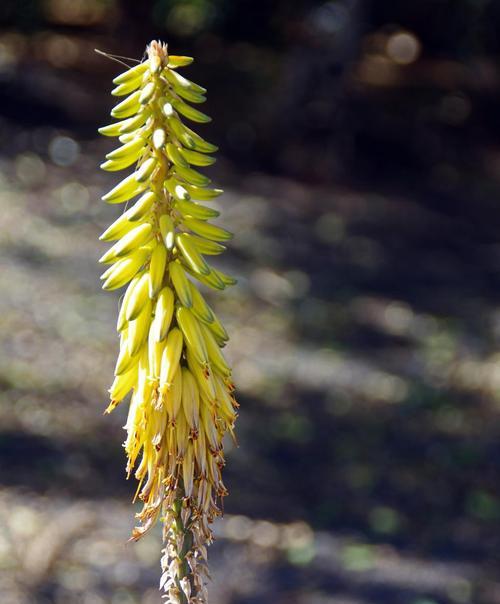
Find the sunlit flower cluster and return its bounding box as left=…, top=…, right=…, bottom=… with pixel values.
left=98, top=40, right=238, bottom=602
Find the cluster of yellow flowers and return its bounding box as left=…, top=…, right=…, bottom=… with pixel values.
left=98, top=40, right=238, bottom=602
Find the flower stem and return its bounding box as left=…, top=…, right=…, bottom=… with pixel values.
left=162, top=487, right=198, bottom=602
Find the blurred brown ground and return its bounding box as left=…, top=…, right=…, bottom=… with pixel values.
left=1, top=2, right=500, bottom=604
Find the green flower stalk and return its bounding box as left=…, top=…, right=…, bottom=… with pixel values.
left=97, top=40, right=238, bottom=602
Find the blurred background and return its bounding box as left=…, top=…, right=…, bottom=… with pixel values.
left=1, top=1, right=500, bottom=603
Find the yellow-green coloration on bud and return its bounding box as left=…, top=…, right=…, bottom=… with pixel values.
left=159, top=215, right=175, bottom=250
left=135, top=156, right=157, bottom=182
left=111, top=90, right=142, bottom=118
left=97, top=40, right=238, bottom=604
left=127, top=191, right=156, bottom=221
left=177, top=233, right=211, bottom=275
left=175, top=199, right=220, bottom=220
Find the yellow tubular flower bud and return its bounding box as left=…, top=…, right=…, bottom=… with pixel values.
left=111, top=79, right=142, bottom=97
left=168, top=260, right=192, bottom=307
left=200, top=322, right=231, bottom=377
left=166, top=142, right=189, bottom=167
left=164, top=67, right=206, bottom=94
left=118, top=131, right=138, bottom=144
left=102, top=173, right=148, bottom=204
left=183, top=445, right=195, bottom=498
left=117, top=273, right=141, bottom=332
left=165, top=177, right=190, bottom=201
left=172, top=86, right=206, bottom=104
left=181, top=124, right=218, bottom=153
left=188, top=281, right=214, bottom=323
left=99, top=223, right=153, bottom=263
left=101, top=248, right=149, bottom=290
left=151, top=286, right=175, bottom=341
left=200, top=400, right=219, bottom=452
left=149, top=244, right=167, bottom=298
left=148, top=328, right=166, bottom=380
left=127, top=298, right=152, bottom=356
left=181, top=367, right=200, bottom=435
left=114, top=328, right=140, bottom=375
left=185, top=184, right=223, bottom=200
left=99, top=211, right=135, bottom=242
left=212, top=266, right=238, bottom=286
left=108, top=366, right=137, bottom=406
left=179, top=147, right=216, bottom=167
left=135, top=156, right=157, bottom=182
left=176, top=233, right=210, bottom=276
left=182, top=216, right=233, bottom=242
left=159, top=327, right=183, bottom=391
left=112, top=62, right=148, bottom=85
left=159, top=215, right=175, bottom=250
left=97, top=39, right=238, bottom=604
left=111, top=90, right=142, bottom=118
left=139, top=81, right=156, bottom=104
left=174, top=199, right=220, bottom=220
left=165, top=366, right=183, bottom=421
left=186, top=349, right=217, bottom=402
left=188, top=233, right=226, bottom=255
left=186, top=265, right=225, bottom=291
left=166, top=114, right=196, bottom=148
left=100, top=157, right=136, bottom=172
left=174, top=163, right=211, bottom=187
left=127, top=191, right=156, bottom=221
left=119, top=110, right=150, bottom=134
left=106, top=136, right=145, bottom=161
left=172, top=97, right=212, bottom=123
left=207, top=311, right=229, bottom=344
left=99, top=121, right=128, bottom=137
left=167, top=55, right=194, bottom=68
left=125, top=272, right=150, bottom=321
left=176, top=306, right=209, bottom=365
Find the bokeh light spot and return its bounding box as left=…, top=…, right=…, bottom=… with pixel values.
left=44, top=0, right=109, bottom=26
left=59, top=182, right=90, bottom=214
left=44, top=34, right=79, bottom=68
left=224, top=515, right=253, bottom=541
left=315, top=212, right=345, bottom=244
left=384, top=301, right=413, bottom=336
left=309, top=1, right=350, bottom=34
left=251, top=521, right=280, bottom=548
left=167, top=2, right=214, bottom=36
left=466, top=490, right=500, bottom=521
left=369, top=506, right=402, bottom=535
left=15, top=153, right=46, bottom=187
left=342, top=544, right=375, bottom=572
left=386, top=31, right=421, bottom=65
left=49, top=135, right=80, bottom=167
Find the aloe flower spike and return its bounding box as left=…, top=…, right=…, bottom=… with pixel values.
left=98, top=40, right=238, bottom=603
